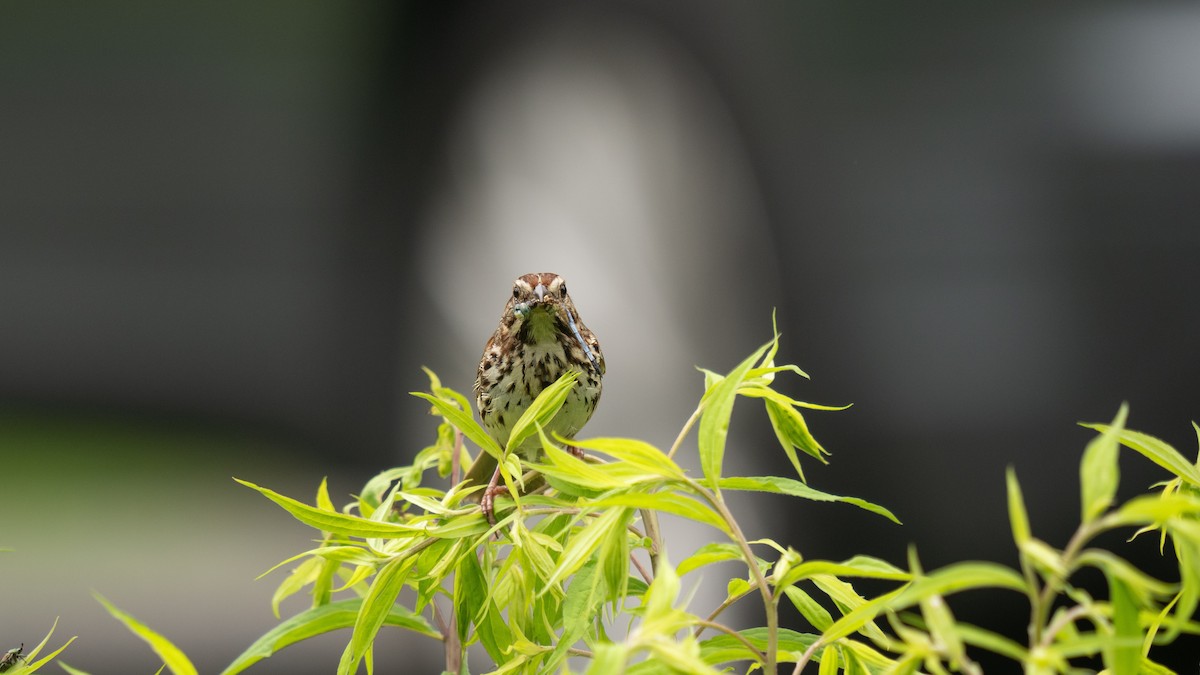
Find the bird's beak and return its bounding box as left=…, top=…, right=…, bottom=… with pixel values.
left=534, top=283, right=547, bottom=302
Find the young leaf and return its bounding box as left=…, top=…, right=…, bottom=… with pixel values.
left=818, top=645, right=839, bottom=675
left=336, top=555, right=416, bottom=675
left=568, top=436, right=686, bottom=480
left=411, top=392, right=501, bottom=461
left=12, top=617, right=76, bottom=675
left=1006, top=467, right=1031, bottom=547
left=1079, top=422, right=1200, bottom=487
left=544, top=507, right=632, bottom=589
left=676, top=543, right=744, bottom=577
left=1080, top=404, right=1127, bottom=523
left=505, top=370, right=579, bottom=453
left=590, top=492, right=729, bottom=533
left=544, top=558, right=606, bottom=672
left=783, top=586, right=833, bottom=631
left=236, top=479, right=429, bottom=539
left=763, top=397, right=829, bottom=473
left=775, top=556, right=910, bottom=590
left=887, top=562, right=1027, bottom=608
left=1104, top=576, right=1140, bottom=675
left=94, top=594, right=198, bottom=675
left=698, top=339, right=774, bottom=488
left=220, top=600, right=437, bottom=675
left=718, top=476, right=900, bottom=523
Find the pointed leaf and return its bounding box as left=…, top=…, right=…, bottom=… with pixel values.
left=1006, top=467, right=1031, bottom=547
left=236, top=479, right=429, bottom=538
left=506, top=371, right=579, bottom=452
left=220, top=600, right=437, bottom=675
left=411, top=392, right=501, bottom=461
left=1104, top=576, right=1140, bottom=675
left=591, top=492, right=728, bottom=533
left=336, top=556, right=415, bottom=675
left=94, top=594, right=197, bottom=675
left=698, top=339, right=774, bottom=488
left=1081, top=405, right=1127, bottom=523
left=719, top=476, right=900, bottom=523
left=1080, top=423, right=1200, bottom=487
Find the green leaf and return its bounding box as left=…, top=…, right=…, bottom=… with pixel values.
left=722, top=579, right=750, bottom=609
left=337, top=555, right=416, bottom=675
left=15, top=617, right=76, bottom=675
left=453, top=548, right=486, bottom=643
left=676, top=543, right=744, bottom=577
left=587, top=643, right=629, bottom=675
left=220, top=600, right=437, bottom=675
left=1108, top=493, right=1200, bottom=528
left=544, top=558, right=606, bottom=672
left=718, top=476, right=900, bottom=523
left=94, top=594, right=197, bottom=675
left=1104, top=576, right=1141, bottom=675
left=57, top=664, right=91, bottom=675
left=506, top=370, right=579, bottom=453
left=950, top=622, right=1028, bottom=662
left=1080, top=422, right=1200, bottom=487
left=909, top=550, right=965, bottom=667
left=698, top=627, right=817, bottom=666
left=1021, top=538, right=1068, bottom=578
left=764, top=396, right=829, bottom=471
left=411, top=392, right=500, bottom=462
left=531, top=438, right=664, bottom=493
left=818, top=646, right=839, bottom=675
left=236, top=479, right=429, bottom=539
left=698, top=339, right=774, bottom=488
left=270, top=556, right=324, bottom=618
left=783, top=586, right=833, bottom=631
left=545, top=507, right=633, bottom=589
left=1080, top=404, right=1127, bottom=523
left=568, top=437, right=686, bottom=480
left=811, top=576, right=896, bottom=645
left=887, top=562, right=1027, bottom=609
left=591, top=492, right=729, bottom=533
left=1076, top=549, right=1176, bottom=605
left=774, top=555, right=910, bottom=590
left=1006, top=467, right=1031, bottom=547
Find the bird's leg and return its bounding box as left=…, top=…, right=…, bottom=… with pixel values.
left=567, top=445, right=585, bottom=460
left=480, top=464, right=509, bottom=526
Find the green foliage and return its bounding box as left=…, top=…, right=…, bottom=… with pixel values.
left=0, top=618, right=74, bottom=675
left=84, top=322, right=1200, bottom=673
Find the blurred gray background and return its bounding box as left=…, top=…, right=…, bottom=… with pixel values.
left=2, top=2, right=1198, bottom=672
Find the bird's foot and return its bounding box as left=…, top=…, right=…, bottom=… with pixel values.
left=481, top=465, right=509, bottom=527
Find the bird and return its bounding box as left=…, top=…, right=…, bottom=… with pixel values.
left=464, top=272, right=604, bottom=522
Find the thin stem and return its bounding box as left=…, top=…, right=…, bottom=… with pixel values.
left=686, top=477, right=778, bottom=675
left=692, top=586, right=754, bottom=639
left=793, top=639, right=820, bottom=674
left=1030, top=522, right=1095, bottom=644
left=667, top=404, right=704, bottom=461
left=631, top=552, right=653, bottom=585
left=693, top=619, right=768, bottom=666
left=1040, top=603, right=1093, bottom=649
left=641, top=508, right=663, bottom=576
left=433, top=599, right=461, bottom=673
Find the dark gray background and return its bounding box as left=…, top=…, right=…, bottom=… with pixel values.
left=2, top=2, right=1198, bottom=672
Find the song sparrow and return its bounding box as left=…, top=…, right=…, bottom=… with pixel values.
left=464, top=273, right=604, bottom=521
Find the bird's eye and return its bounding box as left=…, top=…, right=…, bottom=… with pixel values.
left=513, top=287, right=520, bottom=299
left=559, top=283, right=567, bottom=296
